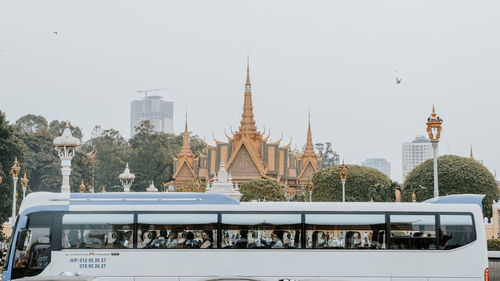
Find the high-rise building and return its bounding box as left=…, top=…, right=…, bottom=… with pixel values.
left=362, top=158, right=391, bottom=178
left=402, top=135, right=433, bottom=179
left=130, top=95, right=174, bottom=137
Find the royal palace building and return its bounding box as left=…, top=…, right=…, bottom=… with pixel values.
left=172, top=61, right=322, bottom=196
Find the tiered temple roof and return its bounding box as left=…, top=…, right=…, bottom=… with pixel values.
left=172, top=59, right=322, bottom=195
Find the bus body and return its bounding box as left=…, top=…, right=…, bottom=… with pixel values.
left=2, top=192, right=488, bottom=281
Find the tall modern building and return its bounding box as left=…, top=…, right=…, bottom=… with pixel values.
left=362, top=158, right=391, bottom=178
left=402, top=135, right=433, bottom=179
left=130, top=95, right=174, bottom=137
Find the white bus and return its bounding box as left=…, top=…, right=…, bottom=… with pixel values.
left=2, top=192, right=489, bottom=281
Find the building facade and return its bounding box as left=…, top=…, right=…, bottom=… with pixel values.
left=402, top=135, right=433, bottom=179
left=130, top=95, right=174, bottom=137
left=362, top=158, right=391, bottom=178
left=172, top=61, right=322, bottom=197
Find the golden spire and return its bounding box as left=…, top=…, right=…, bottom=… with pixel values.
left=179, top=112, right=194, bottom=156
left=470, top=144, right=474, bottom=160
left=239, top=57, right=257, bottom=133
left=303, top=111, right=315, bottom=156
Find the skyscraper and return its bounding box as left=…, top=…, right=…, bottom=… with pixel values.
left=402, top=135, right=433, bottom=179
left=362, top=158, right=391, bottom=178
left=130, top=95, right=174, bottom=138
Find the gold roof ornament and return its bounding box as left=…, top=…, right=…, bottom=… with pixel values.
left=239, top=57, right=258, bottom=134
left=412, top=191, right=417, bottom=202
left=426, top=105, right=443, bottom=141
left=469, top=144, right=474, bottom=160
left=179, top=112, right=194, bottom=157
left=303, top=112, right=316, bottom=157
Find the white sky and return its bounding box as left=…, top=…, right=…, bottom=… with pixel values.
left=1, top=0, right=499, bottom=182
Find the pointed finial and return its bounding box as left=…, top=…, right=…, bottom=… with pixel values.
left=431, top=104, right=437, bottom=117
left=245, top=56, right=251, bottom=88
left=126, top=162, right=129, bottom=169
left=470, top=144, right=474, bottom=160
left=65, top=121, right=70, bottom=128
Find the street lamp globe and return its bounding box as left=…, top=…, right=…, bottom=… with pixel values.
left=426, top=105, right=443, bottom=198
left=339, top=160, right=348, bottom=202
left=119, top=163, right=135, bottom=192
left=20, top=172, right=29, bottom=199
left=10, top=157, right=20, bottom=178
left=426, top=105, right=443, bottom=142
left=53, top=121, right=80, bottom=193
left=79, top=180, right=86, bottom=193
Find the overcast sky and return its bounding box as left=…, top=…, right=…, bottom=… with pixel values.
left=1, top=0, right=499, bottom=182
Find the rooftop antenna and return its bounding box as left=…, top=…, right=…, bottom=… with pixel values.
left=136, top=88, right=170, bottom=97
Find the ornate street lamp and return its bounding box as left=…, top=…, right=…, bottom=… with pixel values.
left=79, top=180, right=86, bottom=193
left=339, top=160, right=348, bottom=202
left=10, top=157, right=20, bottom=221
left=20, top=172, right=29, bottom=199
left=307, top=180, right=314, bottom=202
left=426, top=105, right=443, bottom=198
left=53, top=121, right=81, bottom=193
left=119, top=163, right=135, bottom=192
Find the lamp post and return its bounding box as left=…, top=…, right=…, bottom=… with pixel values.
left=20, top=172, right=29, bottom=199
left=79, top=180, right=86, bottom=193
left=307, top=180, right=314, bottom=202
left=426, top=105, right=443, bottom=198
left=119, top=163, right=135, bottom=192
left=53, top=121, right=80, bottom=193
left=10, top=157, right=20, bottom=221
left=339, top=160, right=348, bottom=202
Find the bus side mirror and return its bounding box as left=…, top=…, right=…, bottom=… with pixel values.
left=16, top=229, right=29, bottom=251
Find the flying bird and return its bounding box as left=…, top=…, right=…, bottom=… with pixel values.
left=395, top=77, right=402, bottom=84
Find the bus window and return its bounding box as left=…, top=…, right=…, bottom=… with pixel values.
left=390, top=214, right=436, bottom=250
left=439, top=214, right=476, bottom=249
left=305, top=214, right=386, bottom=249
left=61, top=214, right=133, bottom=249
left=221, top=213, right=301, bottom=249
left=12, top=212, right=52, bottom=280
left=137, top=213, right=218, bottom=249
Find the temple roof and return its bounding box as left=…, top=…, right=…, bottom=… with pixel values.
left=178, top=113, right=194, bottom=157
left=238, top=58, right=258, bottom=134
left=303, top=112, right=316, bottom=157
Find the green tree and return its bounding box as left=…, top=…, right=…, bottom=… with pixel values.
left=0, top=111, right=26, bottom=224
left=240, top=179, right=285, bottom=202
left=15, top=114, right=48, bottom=134
left=81, top=126, right=131, bottom=191
left=315, top=142, right=339, bottom=167
left=402, top=155, right=499, bottom=217
left=48, top=120, right=83, bottom=140
left=129, top=121, right=205, bottom=191
left=312, top=164, right=391, bottom=202
left=21, top=131, right=61, bottom=193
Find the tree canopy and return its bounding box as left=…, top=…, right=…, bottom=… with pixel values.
left=240, top=179, right=285, bottom=202
left=402, top=155, right=499, bottom=217
left=315, top=142, right=339, bottom=167
left=311, top=164, right=392, bottom=202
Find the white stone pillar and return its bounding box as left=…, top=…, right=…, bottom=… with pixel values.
left=12, top=177, right=18, bottom=221
left=432, top=141, right=439, bottom=198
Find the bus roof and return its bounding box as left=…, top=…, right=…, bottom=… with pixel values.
left=18, top=192, right=483, bottom=216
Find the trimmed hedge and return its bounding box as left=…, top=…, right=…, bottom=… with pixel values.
left=402, top=155, right=498, bottom=217
left=311, top=164, right=391, bottom=202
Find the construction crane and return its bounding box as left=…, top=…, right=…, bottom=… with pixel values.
left=136, top=88, right=170, bottom=97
